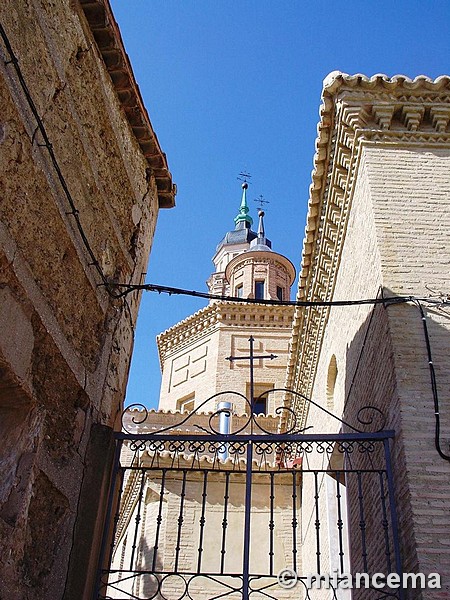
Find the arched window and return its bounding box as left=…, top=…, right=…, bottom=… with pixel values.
left=326, top=355, right=338, bottom=410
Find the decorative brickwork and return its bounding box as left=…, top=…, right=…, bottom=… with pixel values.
left=286, top=72, right=450, bottom=428
left=157, top=302, right=295, bottom=414
left=287, top=72, right=450, bottom=598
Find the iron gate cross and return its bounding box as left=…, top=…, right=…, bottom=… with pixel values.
left=225, top=335, right=277, bottom=423
left=225, top=335, right=277, bottom=600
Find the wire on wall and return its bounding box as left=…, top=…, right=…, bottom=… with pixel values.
left=412, top=299, right=450, bottom=462
left=0, top=22, right=117, bottom=298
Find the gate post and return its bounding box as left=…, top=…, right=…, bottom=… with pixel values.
left=93, top=436, right=124, bottom=599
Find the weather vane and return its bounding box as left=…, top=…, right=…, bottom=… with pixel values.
left=237, top=171, right=252, bottom=184
left=254, top=194, right=270, bottom=211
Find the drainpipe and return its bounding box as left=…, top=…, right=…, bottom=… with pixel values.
left=218, top=401, right=232, bottom=461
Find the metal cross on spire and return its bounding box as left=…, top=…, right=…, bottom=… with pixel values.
left=237, top=171, right=252, bottom=184
left=234, top=173, right=253, bottom=228
left=254, top=194, right=270, bottom=211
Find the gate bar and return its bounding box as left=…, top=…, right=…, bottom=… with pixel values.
left=114, top=431, right=396, bottom=442
left=242, top=441, right=253, bottom=600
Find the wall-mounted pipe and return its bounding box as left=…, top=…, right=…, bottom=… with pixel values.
left=218, top=401, right=232, bottom=460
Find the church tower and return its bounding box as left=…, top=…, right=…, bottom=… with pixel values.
left=156, top=183, right=296, bottom=415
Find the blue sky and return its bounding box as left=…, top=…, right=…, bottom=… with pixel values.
left=109, top=0, right=450, bottom=408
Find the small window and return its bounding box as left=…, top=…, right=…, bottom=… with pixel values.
left=253, top=396, right=267, bottom=415
left=246, top=383, right=274, bottom=415
left=177, top=393, right=195, bottom=413
left=255, top=280, right=265, bottom=300
left=235, top=284, right=243, bottom=298
left=276, top=286, right=283, bottom=301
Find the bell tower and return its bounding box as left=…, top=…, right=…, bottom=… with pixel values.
left=156, top=182, right=296, bottom=415
left=225, top=209, right=295, bottom=302
left=207, top=181, right=257, bottom=297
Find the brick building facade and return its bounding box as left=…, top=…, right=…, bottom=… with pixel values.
left=158, top=191, right=296, bottom=415
left=286, top=72, right=450, bottom=598
left=2, top=3, right=448, bottom=596
left=104, top=186, right=298, bottom=599
left=101, top=73, right=450, bottom=600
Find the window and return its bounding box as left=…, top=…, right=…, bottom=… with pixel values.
left=177, top=393, right=195, bottom=413
left=235, top=284, right=243, bottom=297
left=246, top=383, right=274, bottom=415
left=253, top=395, right=267, bottom=415
left=254, top=280, right=265, bottom=300
left=276, top=286, right=283, bottom=301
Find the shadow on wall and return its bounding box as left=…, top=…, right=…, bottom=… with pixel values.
left=141, top=538, right=164, bottom=599
left=0, top=361, right=72, bottom=597
left=342, top=291, right=450, bottom=591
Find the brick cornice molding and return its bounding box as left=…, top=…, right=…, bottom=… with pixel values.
left=156, top=304, right=219, bottom=367
left=285, top=72, right=450, bottom=429
left=225, top=251, right=296, bottom=286
left=157, top=301, right=294, bottom=367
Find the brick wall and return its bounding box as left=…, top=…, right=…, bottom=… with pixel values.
left=369, top=145, right=450, bottom=594
left=300, top=142, right=450, bottom=597
left=158, top=303, right=294, bottom=416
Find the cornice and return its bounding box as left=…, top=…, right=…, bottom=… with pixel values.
left=285, top=72, right=450, bottom=430
left=123, top=407, right=283, bottom=431
left=115, top=442, right=295, bottom=532
left=225, top=251, right=296, bottom=286
left=115, top=409, right=288, bottom=531
left=79, top=0, right=176, bottom=207
left=322, top=72, right=450, bottom=97
left=157, top=301, right=295, bottom=367
left=156, top=304, right=219, bottom=368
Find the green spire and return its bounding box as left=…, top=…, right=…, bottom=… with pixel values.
left=234, top=182, right=253, bottom=228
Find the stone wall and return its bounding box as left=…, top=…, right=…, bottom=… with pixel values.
left=0, top=1, right=173, bottom=598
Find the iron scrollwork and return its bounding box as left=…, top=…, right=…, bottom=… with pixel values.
left=120, top=386, right=387, bottom=438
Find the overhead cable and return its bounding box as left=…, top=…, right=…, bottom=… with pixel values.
left=108, top=282, right=450, bottom=309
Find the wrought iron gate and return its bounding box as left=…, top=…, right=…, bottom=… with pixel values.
left=95, top=340, right=403, bottom=600
left=95, top=412, right=402, bottom=599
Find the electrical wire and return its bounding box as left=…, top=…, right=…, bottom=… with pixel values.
left=412, top=299, right=450, bottom=462
left=1, top=21, right=137, bottom=370
left=0, top=22, right=117, bottom=298
left=108, top=282, right=450, bottom=309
